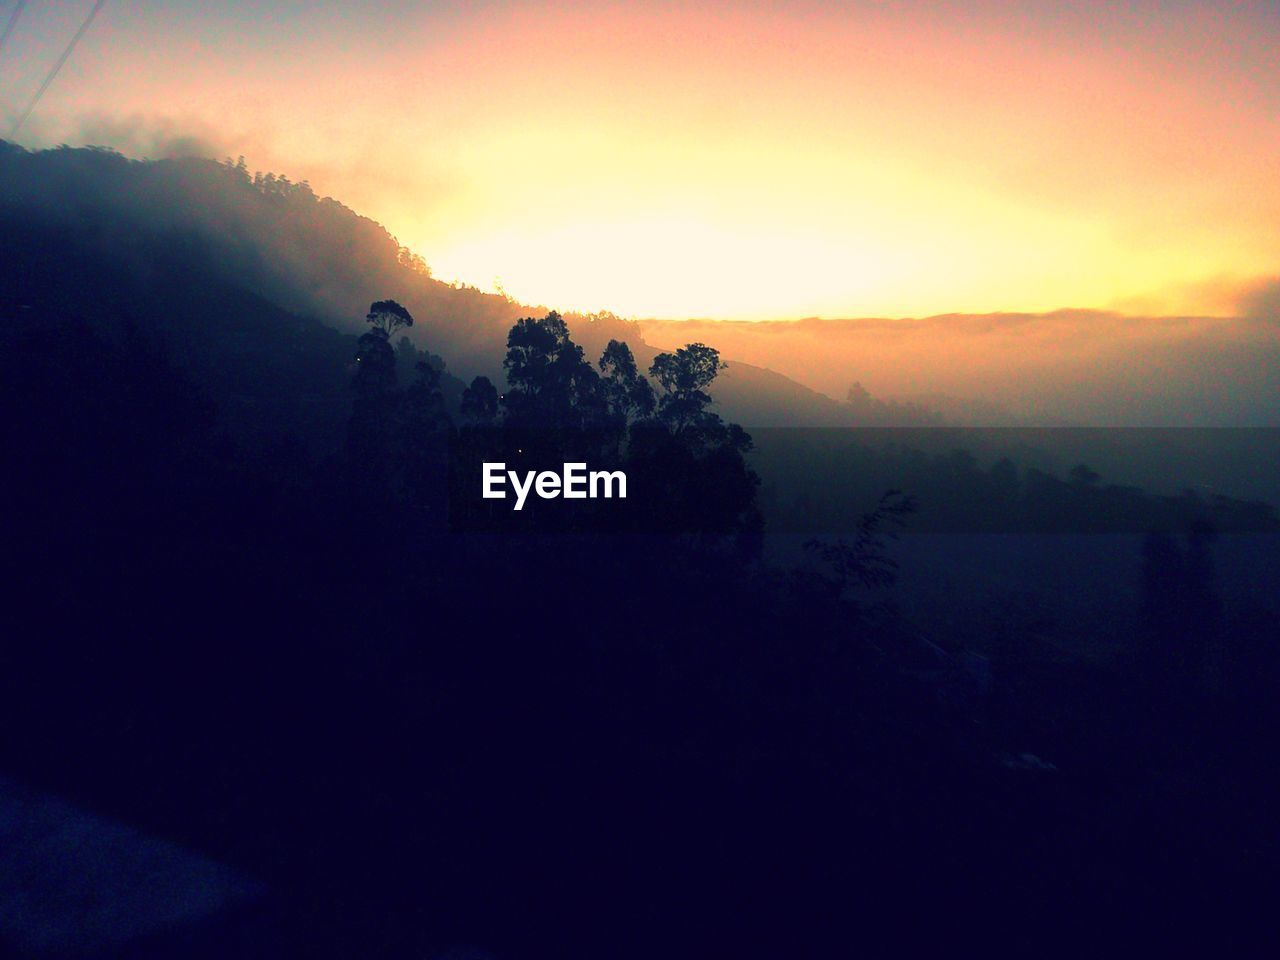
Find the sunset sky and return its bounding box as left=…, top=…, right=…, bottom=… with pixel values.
left=4, top=1, right=1278, bottom=319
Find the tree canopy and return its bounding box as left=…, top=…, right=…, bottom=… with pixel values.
left=366, top=299, right=415, bottom=338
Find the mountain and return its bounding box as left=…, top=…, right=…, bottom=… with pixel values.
left=0, top=141, right=883, bottom=435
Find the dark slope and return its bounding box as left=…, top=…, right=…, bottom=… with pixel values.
left=0, top=141, right=519, bottom=365
left=0, top=145, right=466, bottom=452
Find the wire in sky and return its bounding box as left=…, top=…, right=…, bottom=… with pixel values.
left=10, top=0, right=107, bottom=138
left=0, top=0, right=30, bottom=64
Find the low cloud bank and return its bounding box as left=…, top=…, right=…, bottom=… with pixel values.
left=642, top=309, right=1280, bottom=425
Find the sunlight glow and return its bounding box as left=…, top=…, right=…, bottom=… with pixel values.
left=12, top=0, right=1280, bottom=318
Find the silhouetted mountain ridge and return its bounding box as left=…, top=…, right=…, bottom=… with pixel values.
left=0, top=141, right=884, bottom=430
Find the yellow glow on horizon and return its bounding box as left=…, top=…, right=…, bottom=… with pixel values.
left=403, top=125, right=1266, bottom=319
left=15, top=1, right=1280, bottom=319
left=379, top=4, right=1279, bottom=319
left=417, top=213, right=1257, bottom=320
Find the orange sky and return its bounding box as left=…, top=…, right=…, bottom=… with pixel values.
left=5, top=1, right=1279, bottom=319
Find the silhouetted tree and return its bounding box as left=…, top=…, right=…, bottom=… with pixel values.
left=348, top=302, right=413, bottom=498
left=395, top=359, right=452, bottom=509
left=650, top=342, right=724, bottom=435
left=795, top=490, right=917, bottom=609
left=599, top=338, right=655, bottom=428
left=352, top=331, right=397, bottom=398
left=348, top=337, right=397, bottom=492
left=502, top=311, right=604, bottom=430
left=846, top=382, right=873, bottom=406
left=366, top=299, right=414, bottom=338
left=460, top=375, right=499, bottom=426
left=621, top=342, right=761, bottom=548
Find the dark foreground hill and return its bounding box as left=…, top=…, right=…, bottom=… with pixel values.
left=5, top=294, right=1277, bottom=958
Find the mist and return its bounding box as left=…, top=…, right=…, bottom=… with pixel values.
left=4, top=139, right=1277, bottom=430
left=642, top=309, right=1280, bottom=426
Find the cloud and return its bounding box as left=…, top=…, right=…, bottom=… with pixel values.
left=639, top=308, right=1280, bottom=425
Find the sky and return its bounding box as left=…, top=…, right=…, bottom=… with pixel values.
left=2, top=0, right=1278, bottom=320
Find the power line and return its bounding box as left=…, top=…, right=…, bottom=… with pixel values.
left=10, top=0, right=107, bottom=138
left=0, top=1, right=30, bottom=64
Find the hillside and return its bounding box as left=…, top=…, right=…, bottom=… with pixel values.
left=0, top=142, right=883, bottom=431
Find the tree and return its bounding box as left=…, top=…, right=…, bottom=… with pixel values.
left=846, top=382, right=873, bottom=406
left=461, top=375, right=499, bottom=426
left=502, top=312, right=603, bottom=429
left=400, top=360, right=447, bottom=432
left=797, top=491, right=917, bottom=605
left=649, top=343, right=725, bottom=436
left=395, top=359, right=452, bottom=509
left=352, top=329, right=397, bottom=400
left=623, top=341, right=759, bottom=547
left=347, top=325, right=399, bottom=498
left=504, top=312, right=574, bottom=396
left=599, top=339, right=655, bottom=425
left=366, top=299, right=414, bottom=338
